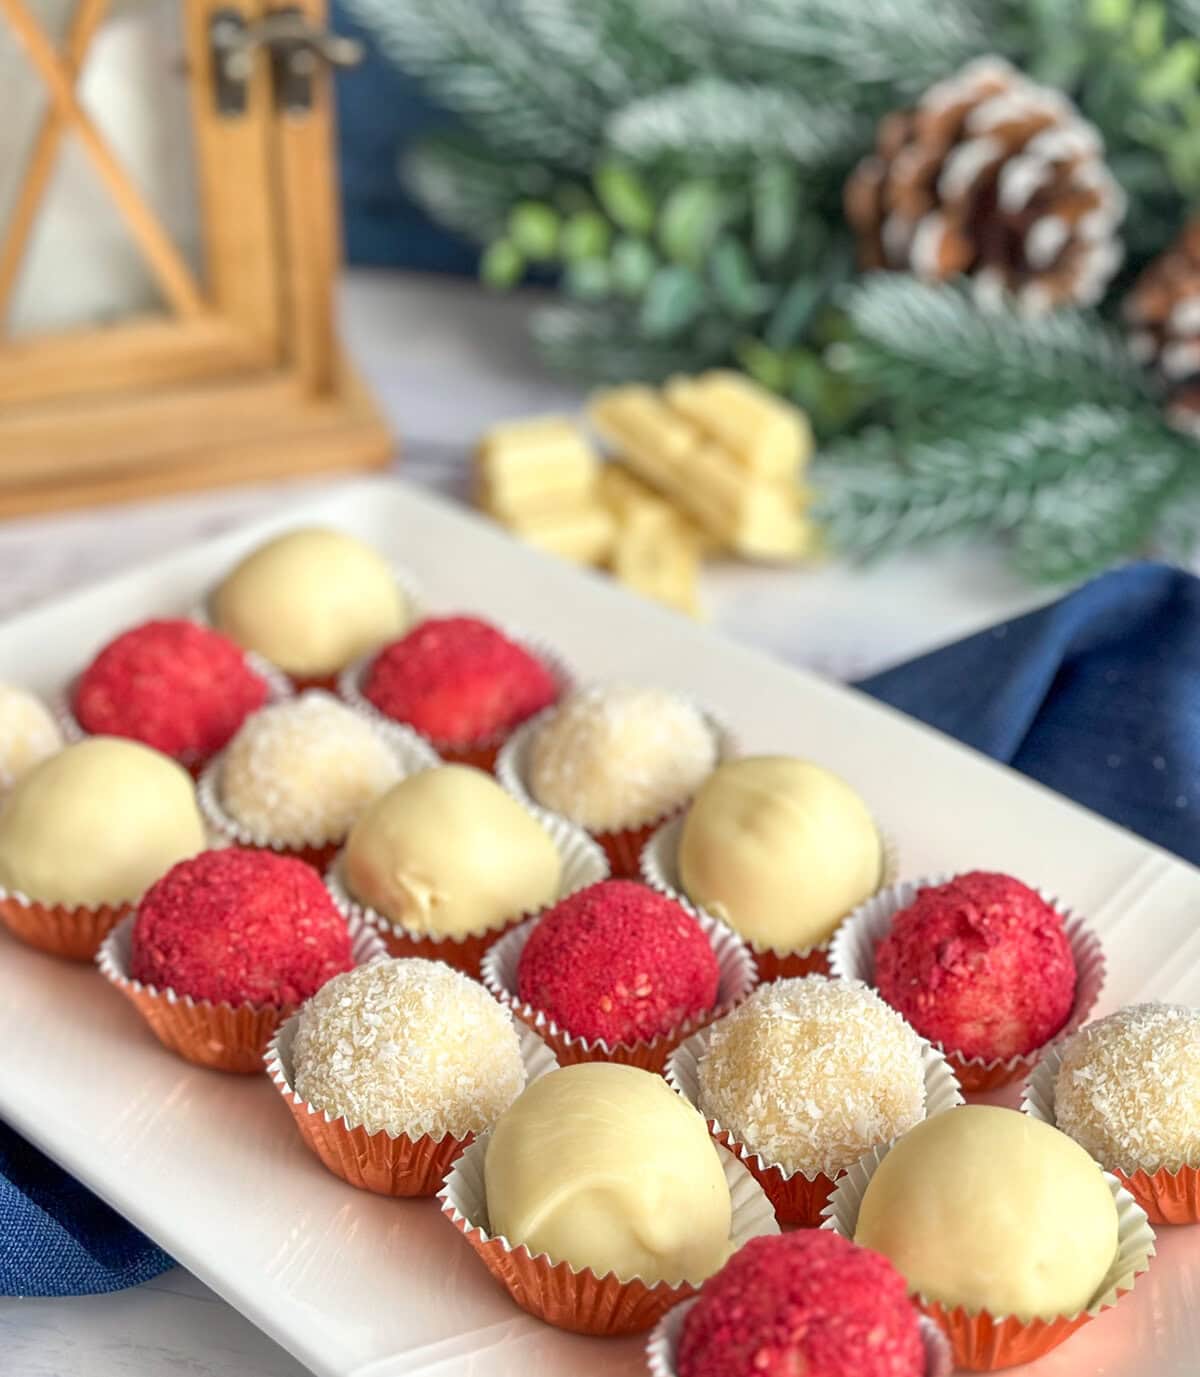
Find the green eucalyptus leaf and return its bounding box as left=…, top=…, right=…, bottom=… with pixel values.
left=508, top=202, right=560, bottom=260
left=765, top=279, right=825, bottom=349
left=736, top=339, right=790, bottom=392
left=610, top=236, right=659, bottom=297
left=560, top=212, right=612, bottom=263
left=753, top=162, right=799, bottom=265
left=639, top=266, right=708, bottom=339
left=564, top=259, right=613, bottom=301
left=480, top=239, right=524, bottom=289
left=1137, top=41, right=1200, bottom=102
left=658, top=180, right=729, bottom=268
left=710, top=237, right=773, bottom=316
left=1131, top=2, right=1166, bottom=58
left=1088, top=0, right=1133, bottom=28
left=594, top=162, right=656, bottom=235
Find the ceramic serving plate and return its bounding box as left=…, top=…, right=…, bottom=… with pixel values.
left=0, top=479, right=1197, bottom=1377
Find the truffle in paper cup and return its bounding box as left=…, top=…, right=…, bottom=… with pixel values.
left=820, top=1138, right=1155, bottom=1372
left=1023, top=1044, right=1200, bottom=1225
left=0, top=886, right=130, bottom=962
left=324, top=805, right=608, bottom=977
left=480, top=895, right=757, bottom=1072
left=438, top=1135, right=777, bottom=1336
left=265, top=1012, right=555, bottom=1196
left=641, top=813, right=898, bottom=981
left=666, top=1022, right=962, bottom=1226
left=829, top=875, right=1106, bottom=1093
left=496, top=700, right=736, bottom=879
left=96, top=913, right=384, bottom=1074
left=338, top=625, right=571, bottom=773
left=645, top=1297, right=953, bottom=1377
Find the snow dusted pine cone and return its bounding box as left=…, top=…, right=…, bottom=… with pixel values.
left=1124, top=217, right=1200, bottom=438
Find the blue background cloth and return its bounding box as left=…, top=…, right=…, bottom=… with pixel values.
left=3, top=560, right=1198, bottom=1295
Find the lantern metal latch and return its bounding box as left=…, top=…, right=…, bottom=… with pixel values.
left=209, top=8, right=363, bottom=116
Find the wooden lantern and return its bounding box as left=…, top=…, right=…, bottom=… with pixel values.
left=0, top=0, right=391, bottom=517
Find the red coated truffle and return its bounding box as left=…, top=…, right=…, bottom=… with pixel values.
left=516, top=879, right=720, bottom=1044
left=362, top=616, right=558, bottom=746
left=131, top=848, right=354, bottom=1006
left=678, top=1231, right=924, bottom=1377
left=874, top=870, right=1076, bottom=1061
left=74, top=619, right=269, bottom=764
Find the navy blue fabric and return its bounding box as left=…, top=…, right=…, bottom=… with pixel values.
left=4, top=560, right=1199, bottom=1296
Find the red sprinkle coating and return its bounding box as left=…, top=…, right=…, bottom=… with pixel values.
left=516, top=879, right=719, bottom=1044
left=678, top=1231, right=924, bottom=1377
left=875, top=870, right=1076, bottom=1061
left=362, top=616, right=558, bottom=746
left=74, top=619, right=269, bottom=764
left=131, top=848, right=354, bottom=1006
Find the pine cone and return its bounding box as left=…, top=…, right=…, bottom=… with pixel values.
left=1124, top=218, right=1200, bottom=439
left=845, top=57, right=1125, bottom=313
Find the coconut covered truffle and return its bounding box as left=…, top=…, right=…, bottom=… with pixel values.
left=292, top=958, right=527, bottom=1138
left=213, top=527, right=409, bottom=678
left=0, top=684, right=62, bottom=793
left=1054, top=1003, right=1200, bottom=1173
left=526, top=684, right=717, bottom=832
left=73, top=619, right=269, bottom=764
left=875, top=871, right=1076, bottom=1062
left=219, top=692, right=401, bottom=846
left=698, top=975, right=926, bottom=1178
left=364, top=616, right=558, bottom=747
left=131, top=848, right=353, bottom=1006
left=678, top=1231, right=924, bottom=1377
left=517, top=880, right=720, bottom=1044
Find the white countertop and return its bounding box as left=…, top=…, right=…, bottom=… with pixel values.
left=0, top=270, right=1050, bottom=1377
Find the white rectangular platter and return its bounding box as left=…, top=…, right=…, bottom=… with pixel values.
left=1, top=478, right=1197, bottom=1377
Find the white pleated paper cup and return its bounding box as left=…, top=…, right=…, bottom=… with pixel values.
left=480, top=892, right=757, bottom=1073
left=438, top=1134, right=777, bottom=1336
left=829, top=874, right=1106, bottom=1093
left=640, top=813, right=899, bottom=981
left=666, top=1021, right=962, bottom=1225
left=96, top=910, right=384, bottom=1074
left=646, top=1296, right=953, bottom=1377
left=1022, top=1046, right=1200, bottom=1225
left=324, top=802, right=608, bottom=977
left=265, top=1010, right=555, bottom=1196
left=337, top=623, right=573, bottom=774
left=196, top=695, right=439, bottom=868
left=820, top=1139, right=1155, bottom=1371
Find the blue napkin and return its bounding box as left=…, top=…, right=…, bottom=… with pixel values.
left=4, top=560, right=1198, bottom=1297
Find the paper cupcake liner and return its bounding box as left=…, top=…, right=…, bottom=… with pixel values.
left=337, top=625, right=573, bottom=775
left=196, top=702, right=439, bottom=868
left=646, top=1297, right=953, bottom=1377
left=96, top=912, right=385, bottom=1074
left=828, top=875, right=1107, bottom=1093
left=820, top=1141, right=1155, bottom=1371
left=667, top=1023, right=963, bottom=1225
left=265, top=1012, right=556, bottom=1196
left=640, top=813, right=899, bottom=981
left=439, top=1135, right=778, bottom=1336
left=0, top=887, right=131, bottom=962
left=1023, top=1045, right=1200, bottom=1225
left=496, top=700, right=736, bottom=880
left=324, top=804, right=609, bottom=978
left=480, top=893, right=758, bottom=1072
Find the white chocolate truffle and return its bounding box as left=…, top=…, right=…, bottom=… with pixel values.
left=1054, top=1003, right=1200, bottom=1172
left=0, top=737, right=205, bottom=906
left=220, top=692, right=400, bottom=845
left=527, top=684, right=717, bottom=832
left=486, top=1062, right=732, bottom=1284
left=699, top=975, right=926, bottom=1177
left=293, top=958, right=526, bottom=1138
left=678, top=756, right=881, bottom=951
left=0, top=684, right=62, bottom=794
left=212, top=528, right=409, bottom=677
left=855, top=1106, right=1119, bottom=1321
left=344, top=764, right=561, bottom=937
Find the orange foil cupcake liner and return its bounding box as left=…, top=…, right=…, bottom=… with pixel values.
left=640, top=814, right=898, bottom=983
left=96, top=912, right=385, bottom=1074
left=265, top=1013, right=557, bottom=1195
left=829, top=874, right=1107, bottom=1092
left=480, top=894, right=758, bottom=1073
left=324, top=805, right=609, bottom=978
left=820, top=1141, right=1155, bottom=1371
left=667, top=1024, right=963, bottom=1225
left=0, top=888, right=131, bottom=962
left=439, top=1135, right=778, bottom=1335
left=1023, top=1045, right=1200, bottom=1225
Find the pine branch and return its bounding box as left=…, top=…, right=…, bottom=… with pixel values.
left=531, top=301, right=733, bottom=381
left=401, top=133, right=555, bottom=243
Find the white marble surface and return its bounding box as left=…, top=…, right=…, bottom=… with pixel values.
left=0, top=270, right=1052, bottom=1377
